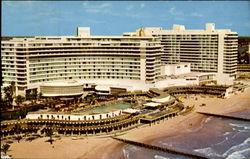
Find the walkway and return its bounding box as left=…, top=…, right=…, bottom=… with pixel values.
left=198, top=112, right=250, bottom=121
left=112, top=137, right=208, bottom=159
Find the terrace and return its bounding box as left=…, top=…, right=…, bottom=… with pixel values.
left=1, top=85, right=233, bottom=137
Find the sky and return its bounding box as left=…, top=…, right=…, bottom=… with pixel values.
left=2, top=1, right=250, bottom=36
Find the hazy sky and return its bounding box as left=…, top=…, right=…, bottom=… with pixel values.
left=2, top=1, right=250, bottom=36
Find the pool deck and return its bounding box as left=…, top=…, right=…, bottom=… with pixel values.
left=27, top=103, right=135, bottom=116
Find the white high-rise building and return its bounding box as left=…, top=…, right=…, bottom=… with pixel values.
left=128, top=23, right=238, bottom=83
left=1, top=24, right=238, bottom=96
left=1, top=28, right=162, bottom=96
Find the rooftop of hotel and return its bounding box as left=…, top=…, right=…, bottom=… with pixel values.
left=1, top=23, right=237, bottom=42
left=174, top=72, right=215, bottom=78
left=41, top=80, right=83, bottom=87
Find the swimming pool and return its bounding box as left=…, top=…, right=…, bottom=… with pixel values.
left=82, top=103, right=133, bottom=114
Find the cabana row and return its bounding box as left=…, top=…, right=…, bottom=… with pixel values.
left=1, top=117, right=141, bottom=136
left=163, top=85, right=230, bottom=97
left=1, top=114, right=131, bottom=126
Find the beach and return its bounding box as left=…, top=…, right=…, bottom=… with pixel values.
left=119, top=87, right=250, bottom=142
left=6, top=87, right=250, bottom=159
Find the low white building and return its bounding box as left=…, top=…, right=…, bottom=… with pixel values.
left=156, top=63, right=216, bottom=89
left=161, top=63, right=191, bottom=76
left=95, top=85, right=111, bottom=96
left=122, top=108, right=140, bottom=114
left=152, top=95, right=171, bottom=103
left=40, top=80, right=84, bottom=97
left=26, top=109, right=122, bottom=121
left=143, top=102, right=161, bottom=108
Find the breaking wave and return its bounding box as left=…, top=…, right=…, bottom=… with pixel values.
left=229, top=123, right=250, bottom=130
left=194, top=147, right=222, bottom=158
left=154, top=155, right=170, bottom=159
left=223, top=138, right=250, bottom=159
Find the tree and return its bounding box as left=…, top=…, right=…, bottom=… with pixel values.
left=45, top=129, right=54, bottom=145
left=15, top=136, right=22, bottom=143
left=25, top=91, right=31, bottom=101
left=18, top=108, right=27, bottom=119
left=10, top=81, right=16, bottom=97
left=13, top=124, right=22, bottom=134
left=3, top=86, right=13, bottom=106
left=30, top=90, right=38, bottom=104
left=16, top=95, right=25, bottom=106
left=5, top=81, right=16, bottom=107
left=38, top=92, right=43, bottom=101
left=1, top=97, right=9, bottom=110
left=1, top=143, right=10, bottom=155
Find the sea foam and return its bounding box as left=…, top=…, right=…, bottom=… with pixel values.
left=223, top=132, right=231, bottom=136
left=229, top=123, right=250, bottom=129
left=154, top=155, right=170, bottom=159
left=223, top=138, right=250, bottom=158
left=226, top=148, right=250, bottom=159
left=123, top=148, right=130, bottom=159
left=204, top=117, right=212, bottom=123
left=194, top=147, right=221, bottom=158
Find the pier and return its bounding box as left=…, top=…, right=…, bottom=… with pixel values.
left=112, top=137, right=208, bottom=159
left=198, top=112, right=250, bottom=121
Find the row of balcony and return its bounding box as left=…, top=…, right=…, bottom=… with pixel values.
left=30, top=70, right=141, bottom=78
left=29, top=75, right=142, bottom=83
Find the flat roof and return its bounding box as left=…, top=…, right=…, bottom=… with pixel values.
left=143, top=102, right=161, bottom=107
left=41, top=80, right=83, bottom=87
left=176, top=72, right=215, bottom=78
left=95, top=85, right=110, bottom=91
left=42, top=93, right=83, bottom=97
left=122, top=108, right=140, bottom=114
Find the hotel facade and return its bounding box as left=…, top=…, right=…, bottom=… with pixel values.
left=1, top=23, right=238, bottom=96
left=130, top=23, right=238, bottom=81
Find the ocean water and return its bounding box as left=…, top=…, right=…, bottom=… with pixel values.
left=123, top=110, right=250, bottom=159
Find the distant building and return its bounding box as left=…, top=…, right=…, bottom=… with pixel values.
left=1, top=24, right=238, bottom=96
left=238, top=36, right=250, bottom=64
left=237, top=37, right=250, bottom=79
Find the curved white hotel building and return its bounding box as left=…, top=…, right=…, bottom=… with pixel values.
left=1, top=23, right=238, bottom=96
left=130, top=23, right=238, bottom=80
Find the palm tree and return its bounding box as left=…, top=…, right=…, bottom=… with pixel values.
left=38, top=92, right=43, bottom=101
left=10, top=81, right=16, bottom=96
left=45, top=129, right=54, bottom=144
left=18, top=108, right=27, bottom=119
left=1, top=97, right=9, bottom=110
left=15, top=136, right=22, bottom=143
left=10, top=81, right=16, bottom=109
left=25, top=91, right=31, bottom=101
left=16, top=95, right=25, bottom=106
left=31, top=90, right=38, bottom=103
left=1, top=143, right=10, bottom=155
left=13, top=124, right=22, bottom=134
left=3, top=86, right=13, bottom=107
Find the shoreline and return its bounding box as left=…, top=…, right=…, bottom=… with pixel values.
left=5, top=87, right=250, bottom=159
left=115, top=87, right=250, bottom=157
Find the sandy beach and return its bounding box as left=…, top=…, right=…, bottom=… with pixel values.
left=6, top=87, right=250, bottom=159
left=119, top=87, right=250, bottom=141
